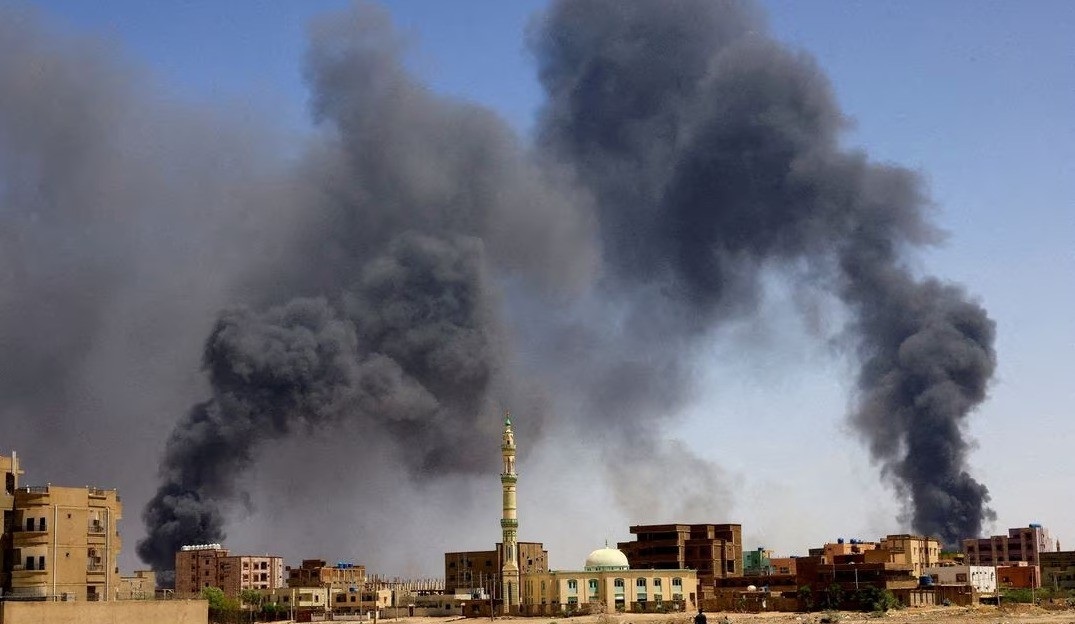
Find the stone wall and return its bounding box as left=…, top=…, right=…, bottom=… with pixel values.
left=0, top=599, right=207, bottom=624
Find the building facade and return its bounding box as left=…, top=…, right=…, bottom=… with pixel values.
left=521, top=547, right=698, bottom=615
left=174, top=544, right=284, bottom=596
left=876, top=534, right=942, bottom=578
left=286, top=559, right=365, bottom=591
left=923, top=565, right=996, bottom=595
left=997, top=563, right=1039, bottom=589
left=962, top=524, right=1052, bottom=569
left=0, top=450, right=23, bottom=591
left=1039, top=551, right=1075, bottom=591
left=117, top=570, right=156, bottom=600
left=6, top=485, right=122, bottom=601
left=618, top=523, right=742, bottom=600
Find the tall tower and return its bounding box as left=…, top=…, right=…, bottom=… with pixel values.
left=500, top=413, right=520, bottom=614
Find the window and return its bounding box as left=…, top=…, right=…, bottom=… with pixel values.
left=672, top=578, right=682, bottom=588
left=25, top=556, right=34, bottom=571
left=636, top=578, right=646, bottom=587
left=567, top=580, right=577, bottom=591
left=38, top=556, right=45, bottom=570
left=653, top=578, right=661, bottom=587
left=614, top=579, right=624, bottom=588
left=38, top=518, right=46, bottom=531
left=588, top=579, right=598, bottom=590
left=25, top=518, right=33, bottom=532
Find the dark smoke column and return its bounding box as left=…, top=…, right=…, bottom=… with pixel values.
left=531, top=0, right=996, bottom=544
left=840, top=233, right=996, bottom=546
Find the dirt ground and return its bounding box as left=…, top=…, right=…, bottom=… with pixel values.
left=362, top=606, right=1075, bottom=624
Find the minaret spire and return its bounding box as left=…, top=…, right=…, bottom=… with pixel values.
left=500, top=412, right=520, bottom=614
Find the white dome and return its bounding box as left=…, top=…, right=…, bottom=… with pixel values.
left=584, top=547, right=630, bottom=571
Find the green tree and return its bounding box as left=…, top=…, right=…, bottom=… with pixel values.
left=201, top=586, right=241, bottom=623
left=821, top=583, right=844, bottom=610
left=852, top=587, right=899, bottom=612
left=240, top=589, right=263, bottom=609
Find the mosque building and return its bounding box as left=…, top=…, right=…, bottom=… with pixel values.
left=521, top=545, right=699, bottom=615
left=445, top=414, right=698, bottom=616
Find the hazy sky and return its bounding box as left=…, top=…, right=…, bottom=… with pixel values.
left=11, top=0, right=1074, bottom=573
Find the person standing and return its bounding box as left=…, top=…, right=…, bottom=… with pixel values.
left=694, top=608, right=707, bottom=624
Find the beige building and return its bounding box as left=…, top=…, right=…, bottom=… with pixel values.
left=287, top=559, right=365, bottom=590
left=259, top=585, right=329, bottom=614
left=7, top=484, right=122, bottom=601
left=117, top=570, right=156, bottom=600
left=862, top=534, right=941, bottom=578
left=521, top=547, right=698, bottom=615
left=174, top=544, right=284, bottom=596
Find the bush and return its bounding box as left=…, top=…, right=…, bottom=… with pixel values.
left=852, top=587, right=899, bottom=613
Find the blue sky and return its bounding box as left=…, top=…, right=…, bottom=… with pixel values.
left=18, top=0, right=1075, bottom=568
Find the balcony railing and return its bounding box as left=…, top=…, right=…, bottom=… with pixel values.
left=88, top=563, right=105, bottom=573
left=88, top=521, right=106, bottom=534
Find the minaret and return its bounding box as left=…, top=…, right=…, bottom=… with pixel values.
left=500, top=413, right=520, bottom=614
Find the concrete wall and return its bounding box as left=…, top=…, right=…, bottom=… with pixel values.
left=0, top=599, right=206, bottom=624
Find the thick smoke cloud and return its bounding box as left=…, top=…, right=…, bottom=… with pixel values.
left=2, top=0, right=997, bottom=576
left=0, top=5, right=295, bottom=493
left=531, top=0, right=995, bottom=545
left=137, top=5, right=595, bottom=573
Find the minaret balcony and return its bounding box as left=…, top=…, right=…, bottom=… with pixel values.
left=500, top=474, right=517, bottom=483
left=500, top=518, right=518, bottom=529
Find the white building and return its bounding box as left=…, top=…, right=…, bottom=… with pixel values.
left=923, top=565, right=996, bottom=595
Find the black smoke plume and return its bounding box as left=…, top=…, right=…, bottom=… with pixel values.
left=530, top=0, right=995, bottom=546
left=1, top=0, right=997, bottom=573
left=136, top=5, right=593, bottom=574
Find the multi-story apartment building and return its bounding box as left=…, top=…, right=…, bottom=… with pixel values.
left=174, top=544, right=284, bottom=596
left=6, top=484, right=122, bottom=601
left=875, top=534, right=942, bottom=578
left=963, top=524, right=1051, bottom=569
left=444, top=542, right=548, bottom=596
left=618, top=523, right=742, bottom=600
left=287, top=559, right=365, bottom=591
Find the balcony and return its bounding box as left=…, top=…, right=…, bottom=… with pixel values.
left=88, top=521, right=106, bottom=534
left=87, top=563, right=105, bottom=574
left=11, top=565, right=48, bottom=577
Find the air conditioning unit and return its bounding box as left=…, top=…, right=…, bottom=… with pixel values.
left=61, top=592, right=72, bottom=601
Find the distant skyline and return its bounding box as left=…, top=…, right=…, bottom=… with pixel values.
left=6, top=1, right=1074, bottom=575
